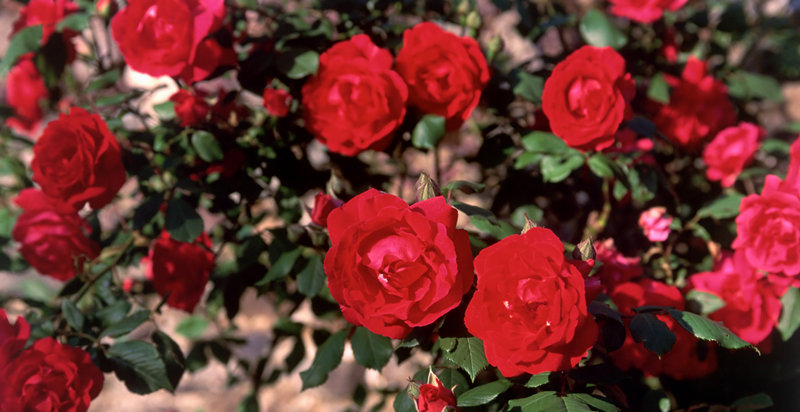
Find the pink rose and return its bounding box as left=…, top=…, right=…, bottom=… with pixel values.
left=638, top=207, right=673, bottom=242
left=703, top=122, right=764, bottom=187
left=608, top=0, right=688, bottom=23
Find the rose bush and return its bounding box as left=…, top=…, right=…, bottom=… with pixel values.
left=324, top=189, right=473, bottom=339
left=395, top=22, right=490, bottom=131
left=302, top=34, right=408, bottom=156
left=541, top=46, right=635, bottom=151
left=464, top=227, right=598, bottom=376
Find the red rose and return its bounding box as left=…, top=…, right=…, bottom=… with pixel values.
left=464, top=227, right=598, bottom=376
left=0, top=309, right=30, bottom=366
left=542, top=46, right=635, bottom=151
left=170, top=89, right=210, bottom=127
left=11, top=0, right=80, bottom=49
left=309, top=192, right=343, bottom=228
left=110, top=0, right=228, bottom=82
left=147, top=230, right=215, bottom=312
left=414, top=374, right=458, bottom=412
left=703, top=122, right=764, bottom=187
left=609, top=279, right=717, bottom=380
left=0, top=337, right=104, bottom=412
left=653, top=57, right=736, bottom=150
left=638, top=206, right=673, bottom=242
left=686, top=251, right=786, bottom=347
left=31, top=107, right=126, bottom=211
left=324, top=189, right=473, bottom=339
left=4, top=54, right=48, bottom=136
left=302, top=35, right=408, bottom=156
left=262, top=87, right=292, bottom=117
left=733, top=175, right=800, bottom=275
left=11, top=189, right=100, bottom=281
left=595, top=238, right=643, bottom=291
left=608, top=0, right=687, bottom=23
left=394, top=22, right=490, bottom=131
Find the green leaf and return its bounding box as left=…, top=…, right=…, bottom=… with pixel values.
left=457, top=379, right=512, bottom=407
left=647, top=73, right=670, bottom=104
left=164, top=197, right=203, bottom=243
left=175, top=315, right=208, bottom=339
left=412, top=114, right=446, bottom=150
left=299, top=329, right=348, bottom=390
left=685, top=290, right=726, bottom=316
left=297, top=254, right=326, bottom=297
left=153, top=100, right=176, bottom=120
left=727, top=71, right=783, bottom=102
left=94, top=93, right=129, bottom=106
left=525, top=372, right=552, bottom=388
left=629, top=313, right=676, bottom=356
left=778, top=287, right=800, bottom=341
left=541, top=154, right=585, bottom=183
left=0, top=25, right=43, bottom=74
left=508, top=391, right=558, bottom=411
left=86, top=68, right=121, bottom=93
left=351, top=327, right=393, bottom=370
left=259, top=248, right=303, bottom=285
left=579, top=9, right=627, bottom=49
left=57, top=13, right=89, bottom=32
left=441, top=337, right=489, bottom=382
left=470, top=215, right=517, bottom=240
left=101, top=310, right=150, bottom=338
left=191, top=131, right=224, bottom=162
left=436, top=367, right=469, bottom=396
left=238, top=393, right=260, bottom=412
left=731, top=392, right=774, bottom=412
left=521, top=131, right=570, bottom=155
left=152, top=330, right=186, bottom=390
left=512, top=71, right=545, bottom=104
left=450, top=201, right=495, bottom=219
left=626, top=116, right=658, bottom=138
left=393, top=388, right=417, bottom=412
left=587, top=153, right=624, bottom=180
left=668, top=309, right=755, bottom=351
left=109, top=340, right=174, bottom=394
left=96, top=300, right=132, bottom=325
left=61, top=300, right=84, bottom=331
left=278, top=49, right=319, bottom=79
left=567, top=394, right=619, bottom=412
left=441, top=180, right=486, bottom=198
left=696, top=193, right=744, bottom=220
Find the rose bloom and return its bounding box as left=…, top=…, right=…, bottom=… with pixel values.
left=609, top=279, right=717, bottom=380
left=4, top=54, right=48, bottom=136
left=464, top=227, right=598, bottom=376
left=394, top=22, right=490, bottom=131
left=414, top=375, right=457, bottom=412
left=11, top=189, right=100, bottom=281
left=0, top=309, right=30, bottom=366
left=0, top=337, right=104, bottom=412
left=302, top=35, right=408, bottom=156
left=323, top=189, right=473, bottom=339
left=170, top=89, right=210, bottom=127
left=638, top=207, right=672, bottom=242
left=703, top=122, right=764, bottom=188
left=686, top=251, right=787, bottom=347
left=653, top=57, right=736, bottom=150
left=595, top=238, right=643, bottom=291
left=31, top=107, right=126, bottom=211
left=542, top=46, right=635, bottom=151
left=111, top=0, right=231, bottom=82
left=608, top=0, right=687, bottom=23
left=147, top=231, right=215, bottom=312
left=309, top=192, right=343, bottom=228
left=262, top=87, right=292, bottom=117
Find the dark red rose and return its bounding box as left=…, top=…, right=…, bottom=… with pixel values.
left=686, top=251, right=786, bottom=347
left=110, top=0, right=227, bottom=82
left=147, top=231, right=215, bottom=312
left=4, top=54, right=48, bottom=136
left=11, top=189, right=100, bottom=281
left=703, top=122, right=764, bottom=187
left=30, top=107, right=126, bottom=211
left=464, top=227, right=598, bottom=376
left=394, top=22, right=490, bottom=131
left=0, top=337, right=104, bottom=412
left=0, top=309, right=30, bottom=366
left=309, top=193, right=343, bottom=227
left=608, top=0, right=687, bottom=23
left=652, top=57, right=736, bottom=150
left=542, top=46, right=635, bottom=151
left=414, top=374, right=458, bottom=412
left=324, top=189, right=473, bottom=338
left=609, top=279, right=717, bottom=380
left=262, top=87, right=292, bottom=117
left=170, top=89, right=210, bottom=127
left=302, top=35, right=408, bottom=156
